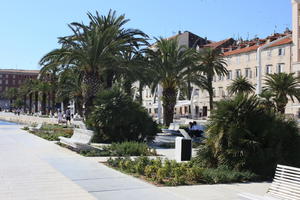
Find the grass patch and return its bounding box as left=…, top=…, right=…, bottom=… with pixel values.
left=106, top=157, right=259, bottom=186
left=28, top=123, right=73, bottom=141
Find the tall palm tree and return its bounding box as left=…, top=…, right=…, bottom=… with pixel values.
left=39, top=55, right=62, bottom=114
left=264, top=73, right=300, bottom=114
left=57, top=68, right=84, bottom=116
left=40, top=10, right=148, bottom=117
left=195, top=48, right=227, bottom=111
left=147, top=37, right=198, bottom=126
left=228, top=76, right=255, bottom=96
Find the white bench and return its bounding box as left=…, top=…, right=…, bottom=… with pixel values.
left=239, top=164, right=300, bottom=200
left=59, top=128, right=94, bottom=150
left=162, top=123, right=180, bottom=133
left=29, top=123, right=42, bottom=132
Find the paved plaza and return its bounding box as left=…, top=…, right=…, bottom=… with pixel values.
left=0, top=120, right=270, bottom=200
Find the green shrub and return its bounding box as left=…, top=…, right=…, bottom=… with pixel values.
left=110, top=142, right=155, bottom=156
left=196, top=95, right=300, bottom=178
left=186, top=166, right=204, bottom=183
left=145, top=165, right=158, bottom=179
left=22, top=126, right=29, bottom=130
left=86, top=89, right=159, bottom=142
left=134, top=156, right=150, bottom=175
left=156, top=167, right=168, bottom=183
left=78, top=142, right=156, bottom=157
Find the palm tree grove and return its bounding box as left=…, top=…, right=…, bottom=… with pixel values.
left=1, top=6, right=300, bottom=196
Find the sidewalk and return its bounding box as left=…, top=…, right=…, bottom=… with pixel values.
left=0, top=122, right=186, bottom=200
left=0, top=120, right=270, bottom=200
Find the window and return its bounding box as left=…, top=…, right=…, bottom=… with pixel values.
left=237, top=56, right=240, bottom=64
left=12, top=75, right=16, bottom=79
left=18, top=80, right=21, bottom=84
left=13, top=80, right=16, bottom=85
left=227, top=70, right=232, bottom=80
left=277, top=63, right=285, bottom=73
left=266, top=65, right=272, bottom=74
left=5, top=80, right=8, bottom=85
left=0, top=74, right=2, bottom=78
left=267, top=50, right=272, bottom=57
left=245, top=68, right=252, bottom=78
left=247, top=54, right=250, bottom=61
left=236, top=69, right=241, bottom=78
left=278, top=48, right=285, bottom=56
left=218, top=87, right=224, bottom=97
left=218, top=75, right=224, bottom=81
left=255, top=67, right=258, bottom=77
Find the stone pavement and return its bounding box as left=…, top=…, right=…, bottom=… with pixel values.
left=0, top=121, right=270, bottom=200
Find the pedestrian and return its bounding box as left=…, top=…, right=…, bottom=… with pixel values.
left=17, top=108, right=20, bottom=116
left=58, top=109, right=63, bottom=124
left=65, top=108, right=71, bottom=125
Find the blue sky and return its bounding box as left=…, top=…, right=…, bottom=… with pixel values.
left=0, top=0, right=292, bottom=70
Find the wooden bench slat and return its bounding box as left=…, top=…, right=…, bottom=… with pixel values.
left=276, top=168, right=300, bottom=177
left=269, top=185, right=300, bottom=196
left=277, top=165, right=300, bottom=173
left=269, top=190, right=299, bottom=200
left=272, top=179, right=300, bottom=191
left=273, top=176, right=300, bottom=184
left=239, top=164, right=300, bottom=200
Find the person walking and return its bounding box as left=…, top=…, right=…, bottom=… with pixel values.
left=65, top=108, right=71, bottom=125
left=57, top=109, right=63, bottom=124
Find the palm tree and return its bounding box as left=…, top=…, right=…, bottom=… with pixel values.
left=147, top=37, right=198, bottom=125
left=228, top=76, right=255, bottom=96
left=57, top=68, right=84, bottom=116
left=264, top=73, right=300, bottom=114
left=39, top=55, right=62, bottom=114
left=3, top=88, right=18, bottom=109
left=195, top=48, right=227, bottom=111
left=40, top=10, right=148, bottom=118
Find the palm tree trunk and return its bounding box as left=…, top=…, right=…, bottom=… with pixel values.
left=29, top=93, right=32, bottom=114
left=82, top=72, right=101, bottom=118
left=35, top=92, right=38, bottom=113
left=51, top=91, right=56, bottom=114
left=23, top=95, right=27, bottom=112
left=207, top=75, right=214, bottom=111
left=41, top=92, right=46, bottom=115
left=162, top=87, right=177, bottom=126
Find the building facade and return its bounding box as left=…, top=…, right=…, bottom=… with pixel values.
left=142, top=0, right=300, bottom=120
left=0, top=69, right=39, bottom=109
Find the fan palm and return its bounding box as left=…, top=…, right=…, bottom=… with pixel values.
left=147, top=37, right=198, bottom=125
left=264, top=73, right=300, bottom=114
left=228, top=76, right=255, bottom=96
left=195, top=48, right=227, bottom=111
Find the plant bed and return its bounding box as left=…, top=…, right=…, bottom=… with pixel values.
left=25, top=123, right=73, bottom=141
left=105, top=157, right=259, bottom=186
left=56, top=141, right=158, bottom=157
left=79, top=142, right=157, bottom=157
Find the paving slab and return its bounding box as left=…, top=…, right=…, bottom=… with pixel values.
left=0, top=123, right=96, bottom=200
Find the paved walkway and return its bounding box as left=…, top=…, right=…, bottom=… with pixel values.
left=0, top=121, right=270, bottom=200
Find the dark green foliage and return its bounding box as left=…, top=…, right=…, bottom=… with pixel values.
left=228, top=76, right=255, bottom=95
left=106, top=157, right=257, bottom=186
left=87, top=89, right=159, bottom=142
left=196, top=94, right=300, bottom=177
